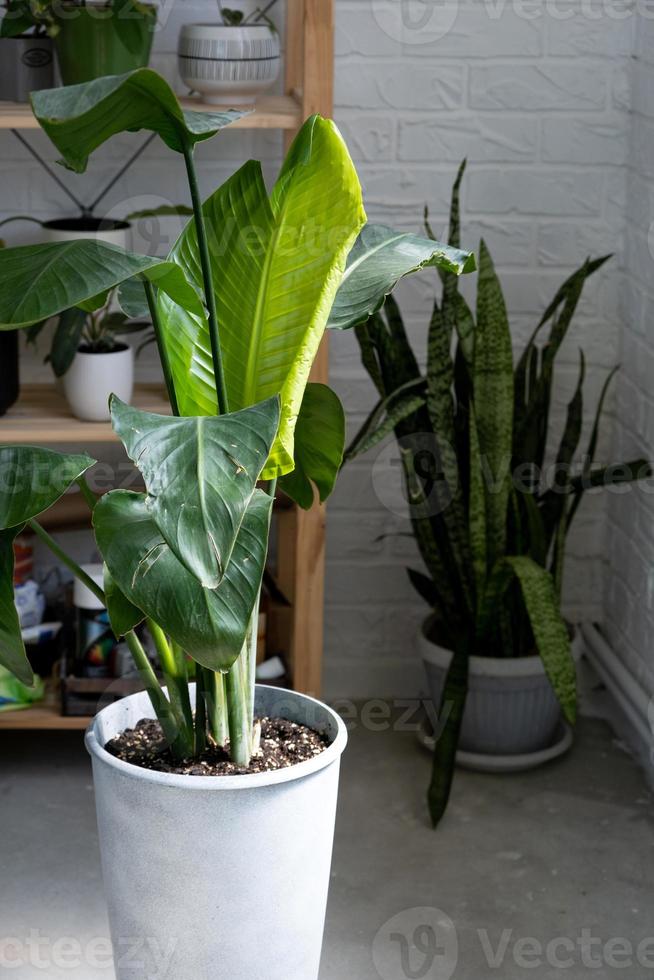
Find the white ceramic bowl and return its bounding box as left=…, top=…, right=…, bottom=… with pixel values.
left=178, top=23, right=281, bottom=105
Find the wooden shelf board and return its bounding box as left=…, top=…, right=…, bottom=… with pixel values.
left=0, top=94, right=302, bottom=131
left=0, top=695, right=91, bottom=730
left=0, top=383, right=169, bottom=444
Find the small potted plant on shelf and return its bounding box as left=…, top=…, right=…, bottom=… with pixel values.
left=0, top=69, right=474, bottom=977
left=179, top=0, right=281, bottom=105
left=0, top=0, right=156, bottom=87
left=27, top=290, right=144, bottom=421
left=0, top=1, right=54, bottom=102
left=342, top=160, right=652, bottom=827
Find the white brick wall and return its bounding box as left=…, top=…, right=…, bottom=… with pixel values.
left=603, top=6, right=654, bottom=708
left=5, top=0, right=649, bottom=699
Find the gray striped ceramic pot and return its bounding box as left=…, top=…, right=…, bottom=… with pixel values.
left=420, top=619, right=582, bottom=757
left=178, top=23, right=280, bottom=105
left=86, top=684, right=348, bottom=980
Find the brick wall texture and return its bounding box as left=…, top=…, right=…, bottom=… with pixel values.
left=6, top=0, right=652, bottom=700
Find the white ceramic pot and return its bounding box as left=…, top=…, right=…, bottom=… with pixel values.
left=178, top=24, right=281, bottom=104
left=419, top=619, right=582, bottom=757
left=42, top=217, right=131, bottom=249
left=0, top=36, right=54, bottom=102
left=86, top=684, right=348, bottom=980
left=63, top=344, right=134, bottom=422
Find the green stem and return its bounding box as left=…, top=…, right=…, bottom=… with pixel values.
left=124, top=630, right=185, bottom=755
left=147, top=620, right=194, bottom=755
left=182, top=141, right=229, bottom=416
left=76, top=475, right=98, bottom=512
left=225, top=651, right=251, bottom=767
left=195, top=666, right=209, bottom=754
left=28, top=520, right=106, bottom=605
left=143, top=279, right=180, bottom=416
left=208, top=671, right=229, bottom=747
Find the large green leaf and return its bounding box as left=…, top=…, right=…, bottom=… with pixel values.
left=94, top=489, right=273, bottom=671
left=0, top=446, right=94, bottom=529
left=31, top=69, right=247, bottom=173
left=473, top=240, right=514, bottom=570
left=0, top=527, right=34, bottom=686
left=110, top=396, right=280, bottom=589
left=157, top=115, right=366, bottom=478
left=279, top=384, right=345, bottom=510
left=327, top=223, right=475, bottom=331
left=0, top=241, right=204, bottom=330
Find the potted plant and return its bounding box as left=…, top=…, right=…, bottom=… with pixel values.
left=0, top=70, right=474, bottom=976
left=342, top=161, right=652, bottom=827
left=0, top=2, right=53, bottom=102
left=178, top=1, right=281, bottom=105
left=0, top=0, right=156, bottom=87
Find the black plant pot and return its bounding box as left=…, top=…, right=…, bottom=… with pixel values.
left=0, top=331, right=20, bottom=416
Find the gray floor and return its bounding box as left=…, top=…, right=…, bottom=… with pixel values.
left=2, top=713, right=653, bottom=979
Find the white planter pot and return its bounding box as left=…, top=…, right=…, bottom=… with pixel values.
left=0, top=37, right=54, bottom=102
left=178, top=24, right=281, bottom=104
left=41, top=217, right=131, bottom=249
left=86, top=684, right=348, bottom=980
left=63, top=345, right=134, bottom=422
left=419, top=620, right=582, bottom=757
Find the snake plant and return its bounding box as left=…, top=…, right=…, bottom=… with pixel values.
left=0, top=70, right=474, bottom=765
left=344, top=161, right=651, bottom=826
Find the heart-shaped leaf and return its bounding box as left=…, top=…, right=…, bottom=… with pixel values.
left=0, top=527, right=34, bottom=686
left=110, top=396, right=280, bottom=589
left=0, top=241, right=204, bottom=330
left=94, top=489, right=273, bottom=670
left=0, top=447, right=94, bottom=529
left=327, top=224, right=476, bottom=331
left=279, top=383, right=345, bottom=510
left=31, top=69, right=248, bottom=173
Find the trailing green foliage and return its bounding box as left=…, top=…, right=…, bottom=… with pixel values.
left=347, top=160, right=652, bottom=826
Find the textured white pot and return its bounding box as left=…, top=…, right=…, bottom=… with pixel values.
left=86, top=684, right=348, bottom=980
left=178, top=24, right=281, bottom=104
left=419, top=620, right=582, bottom=756
left=63, top=344, right=134, bottom=422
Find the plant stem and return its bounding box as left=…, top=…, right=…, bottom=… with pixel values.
left=225, top=650, right=251, bottom=767
left=76, top=475, right=98, bottom=512
left=124, top=630, right=185, bottom=755
left=195, top=666, right=209, bottom=754
left=28, top=520, right=106, bottom=605
left=182, top=142, right=229, bottom=416
left=207, top=671, right=229, bottom=747
left=144, top=279, right=180, bottom=416
left=147, top=620, right=194, bottom=755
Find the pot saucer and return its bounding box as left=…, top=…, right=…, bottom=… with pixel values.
left=417, top=720, right=574, bottom=773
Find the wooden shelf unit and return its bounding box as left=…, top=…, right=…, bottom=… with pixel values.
left=0, top=1, right=335, bottom=728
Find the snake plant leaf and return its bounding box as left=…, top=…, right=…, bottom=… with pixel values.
left=110, top=396, right=280, bottom=589
left=279, top=384, right=345, bottom=510
left=468, top=403, right=487, bottom=602
left=567, top=458, right=652, bottom=493
left=474, top=240, right=514, bottom=570
left=103, top=565, right=144, bottom=639
left=344, top=378, right=426, bottom=462
left=0, top=527, right=34, bottom=687
left=0, top=446, right=94, bottom=530
left=94, top=489, right=273, bottom=670
left=31, top=69, right=247, bottom=173
left=0, top=241, right=204, bottom=329
left=327, top=223, right=476, bottom=331
left=566, top=365, right=619, bottom=529
left=157, top=115, right=365, bottom=478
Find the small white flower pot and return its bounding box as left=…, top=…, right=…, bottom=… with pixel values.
left=86, top=684, right=348, bottom=980
left=63, top=344, right=134, bottom=422
left=419, top=618, right=582, bottom=758
left=178, top=23, right=281, bottom=105
left=41, top=217, right=131, bottom=249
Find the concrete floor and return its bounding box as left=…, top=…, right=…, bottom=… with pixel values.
left=1, top=713, right=653, bottom=979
